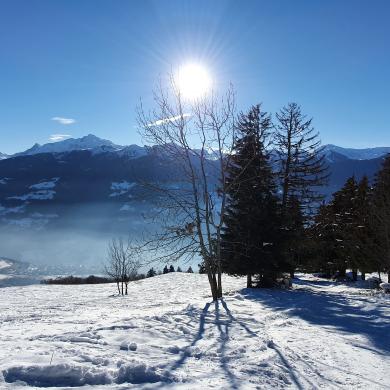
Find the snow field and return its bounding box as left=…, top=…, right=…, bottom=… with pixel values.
left=0, top=273, right=389, bottom=389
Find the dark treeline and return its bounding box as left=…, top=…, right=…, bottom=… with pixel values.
left=146, top=265, right=194, bottom=277
left=42, top=275, right=114, bottom=285
left=308, top=165, right=390, bottom=282
left=219, top=103, right=390, bottom=286
left=42, top=265, right=194, bottom=285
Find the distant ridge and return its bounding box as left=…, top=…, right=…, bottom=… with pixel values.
left=323, top=144, right=390, bottom=161
left=3, top=135, right=390, bottom=162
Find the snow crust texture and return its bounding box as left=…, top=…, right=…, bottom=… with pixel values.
left=0, top=273, right=389, bottom=389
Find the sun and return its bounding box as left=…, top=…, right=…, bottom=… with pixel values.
left=175, top=63, right=212, bottom=100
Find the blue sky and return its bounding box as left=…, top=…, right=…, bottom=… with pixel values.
left=1, top=0, right=389, bottom=154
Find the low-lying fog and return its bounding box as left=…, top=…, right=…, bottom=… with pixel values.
left=0, top=202, right=197, bottom=277
left=0, top=203, right=147, bottom=270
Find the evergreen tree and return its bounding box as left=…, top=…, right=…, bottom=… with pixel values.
left=274, top=103, right=329, bottom=276
left=333, top=176, right=359, bottom=278
left=279, top=195, right=305, bottom=278
left=371, top=156, right=390, bottom=282
left=274, top=102, right=329, bottom=216
left=169, top=265, right=175, bottom=272
left=221, top=105, right=280, bottom=287
left=309, top=176, right=378, bottom=280
left=163, top=265, right=169, bottom=274
left=146, top=267, right=157, bottom=278
left=187, top=266, right=194, bottom=273
left=198, top=262, right=206, bottom=274
left=177, top=266, right=182, bottom=272
left=353, top=176, right=378, bottom=279
left=309, top=178, right=356, bottom=277
left=309, top=202, right=337, bottom=276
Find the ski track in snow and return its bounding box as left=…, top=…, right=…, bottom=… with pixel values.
left=0, top=273, right=389, bottom=389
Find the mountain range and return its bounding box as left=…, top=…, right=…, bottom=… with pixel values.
left=0, top=134, right=388, bottom=267
left=1, top=134, right=389, bottom=217
left=2, top=134, right=390, bottom=162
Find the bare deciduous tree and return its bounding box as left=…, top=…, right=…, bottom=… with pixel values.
left=105, top=238, right=140, bottom=295
left=137, top=76, right=236, bottom=301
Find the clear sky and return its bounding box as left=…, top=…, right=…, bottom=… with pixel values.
left=1, top=0, right=389, bottom=154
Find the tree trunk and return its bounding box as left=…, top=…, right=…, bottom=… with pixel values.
left=217, top=271, right=223, bottom=298
left=339, top=268, right=346, bottom=277
left=388, top=271, right=390, bottom=284
left=352, top=269, right=358, bottom=281
left=121, top=282, right=124, bottom=296
left=289, top=270, right=295, bottom=279
left=116, top=282, right=120, bottom=295
left=247, top=274, right=252, bottom=288
left=207, top=272, right=218, bottom=301
left=361, top=272, right=365, bottom=281
left=125, top=283, right=128, bottom=295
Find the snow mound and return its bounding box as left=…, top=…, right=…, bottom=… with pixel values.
left=3, top=361, right=169, bottom=387
left=3, top=364, right=112, bottom=387
left=116, top=360, right=167, bottom=384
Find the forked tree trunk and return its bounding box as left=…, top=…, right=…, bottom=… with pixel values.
left=207, top=272, right=218, bottom=301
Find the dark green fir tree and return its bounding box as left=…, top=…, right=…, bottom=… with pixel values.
left=221, top=105, right=280, bottom=287
left=371, top=156, right=390, bottom=282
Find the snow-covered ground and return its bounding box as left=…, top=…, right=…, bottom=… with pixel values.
left=0, top=273, right=389, bottom=389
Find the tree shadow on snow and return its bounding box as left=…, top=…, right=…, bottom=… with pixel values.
left=292, top=275, right=372, bottom=290
left=240, top=284, right=390, bottom=355
left=159, top=299, right=308, bottom=389
left=158, top=300, right=251, bottom=389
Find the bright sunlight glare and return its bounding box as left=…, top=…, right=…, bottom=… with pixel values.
left=175, top=63, right=212, bottom=100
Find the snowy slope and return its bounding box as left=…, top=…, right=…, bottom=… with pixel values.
left=0, top=273, right=389, bottom=389
left=323, top=144, right=390, bottom=160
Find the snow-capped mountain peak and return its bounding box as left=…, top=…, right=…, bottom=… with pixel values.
left=15, top=134, right=123, bottom=157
